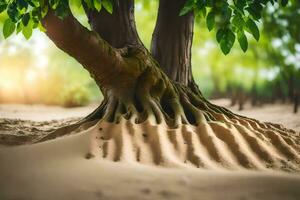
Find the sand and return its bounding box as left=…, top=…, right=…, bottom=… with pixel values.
left=1, top=122, right=300, bottom=200
left=0, top=102, right=300, bottom=200
left=211, top=99, right=300, bottom=132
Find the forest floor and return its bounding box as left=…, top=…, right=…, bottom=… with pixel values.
left=0, top=99, right=300, bottom=200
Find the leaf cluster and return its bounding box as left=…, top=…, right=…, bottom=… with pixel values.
left=180, top=0, right=289, bottom=55
left=0, top=0, right=114, bottom=39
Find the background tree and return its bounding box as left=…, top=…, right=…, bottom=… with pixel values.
left=261, top=0, right=300, bottom=112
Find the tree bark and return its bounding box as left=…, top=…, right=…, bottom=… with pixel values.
left=151, top=0, right=195, bottom=87
left=42, top=10, right=130, bottom=90
left=84, top=0, right=143, bottom=48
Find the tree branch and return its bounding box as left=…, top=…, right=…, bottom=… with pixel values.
left=42, top=9, right=126, bottom=88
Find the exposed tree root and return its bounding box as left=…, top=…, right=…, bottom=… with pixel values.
left=28, top=46, right=300, bottom=171
left=32, top=78, right=300, bottom=172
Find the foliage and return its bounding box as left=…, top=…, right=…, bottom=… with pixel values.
left=181, top=0, right=289, bottom=54
left=0, top=0, right=114, bottom=39
left=0, top=0, right=291, bottom=56
left=260, top=0, right=300, bottom=97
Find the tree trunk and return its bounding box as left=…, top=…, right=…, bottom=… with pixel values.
left=41, top=0, right=296, bottom=132
left=38, top=0, right=300, bottom=169
left=84, top=0, right=143, bottom=48
left=288, top=74, right=295, bottom=102
left=151, top=0, right=195, bottom=88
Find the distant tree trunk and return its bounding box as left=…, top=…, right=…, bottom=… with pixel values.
left=251, top=83, right=257, bottom=106
left=288, top=74, right=295, bottom=102
left=238, top=90, right=245, bottom=111
left=294, top=91, right=299, bottom=114
left=230, top=89, right=237, bottom=107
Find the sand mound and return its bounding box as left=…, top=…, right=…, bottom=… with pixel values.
left=1, top=118, right=300, bottom=200
left=81, top=117, right=300, bottom=171
left=1, top=113, right=299, bottom=171
left=0, top=118, right=80, bottom=145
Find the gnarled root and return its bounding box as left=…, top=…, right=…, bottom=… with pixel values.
left=57, top=74, right=299, bottom=172
left=81, top=74, right=300, bottom=171
left=33, top=47, right=300, bottom=171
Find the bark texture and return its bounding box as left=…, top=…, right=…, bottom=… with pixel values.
left=84, top=0, right=143, bottom=48
left=42, top=10, right=127, bottom=90
left=151, top=0, right=194, bottom=87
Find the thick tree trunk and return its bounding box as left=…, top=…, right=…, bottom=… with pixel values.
left=151, top=0, right=195, bottom=88
left=37, top=1, right=300, bottom=170
left=84, top=0, right=143, bottom=48
left=42, top=10, right=128, bottom=90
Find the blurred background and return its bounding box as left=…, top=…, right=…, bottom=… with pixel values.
left=0, top=0, right=299, bottom=114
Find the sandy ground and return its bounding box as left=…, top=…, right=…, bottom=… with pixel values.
left=0, top=100, right=300, bottom=200
left=0, top=103, right=98, bottom=145
left=1, top=99, right=299, bottom=131
left=212, top=99, right=300, bottom=132
left=1, top=122, right=300, bottom=200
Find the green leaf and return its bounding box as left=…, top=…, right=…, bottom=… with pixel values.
left=102, top=0, right=113, bottom=14
left=237, top=30, right=248, bottom=52
left=83, top=0, right=93, bottom=9
left=245, top=18, right=260, bottom=41
left=232, top=13, right=244, bottom=29
left=219, top=29, right=236, bottom=55
left=281, top=0, right=288, bottom=7
left=206, top=11, right=215, bottom=31
left=22, top=22, right=32, bottom=39
left=3, top=18, right=15, bottom=38
left=235, top=0, right=246, bottom=11
left=196, top=0, right=205, bottom=8
left=38, top=22, right=46, bottom=32
left=17, top=0, right=28, bottom=10
left=27, top=0, right=39, bottom=7
left=71, top=0, right=81, bottom=8
left=222, top=5, right=232, bottom=21
left=39, top=0, right=45, bottom=7
left=216, top=28, right=225, bottom=43
left=200, top=6, right=206, bottom=18
left=49, top=0, right=59, bottom=9
left=246, top=3, right=262, bottom=20
left=0, top=4, right=7, bottom=14
left=179, top=0, right=194, bottom=16
left=41, top=5, right=48, bottom=17
left=22, top=13, right=30, bottom=26
left=93, top=0, right=101, bottom=11
left=16, top=22, right=23, bottom=34
left=7, top=3, right=20, bottom=22
left=54, top=0, right=70, bottom=19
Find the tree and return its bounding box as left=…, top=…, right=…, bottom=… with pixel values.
left=1, top=0, right=299, bottom=168
left=262, top=0, right=300, bottom=111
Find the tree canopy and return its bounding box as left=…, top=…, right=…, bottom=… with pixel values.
left=0, top=0, right=292, bottom=54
